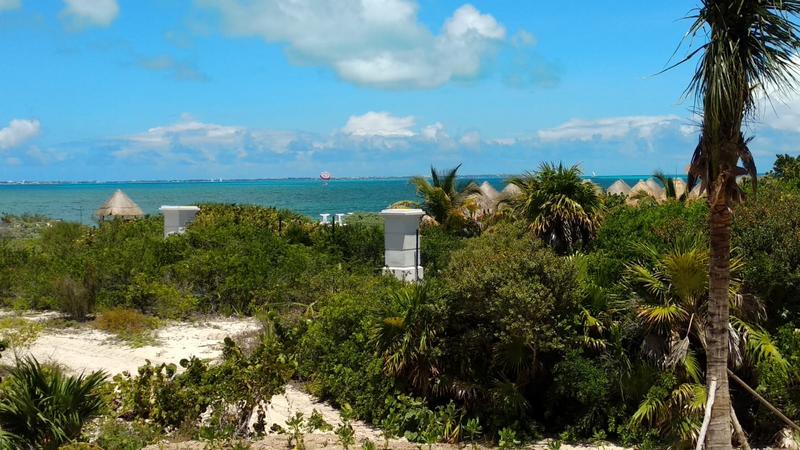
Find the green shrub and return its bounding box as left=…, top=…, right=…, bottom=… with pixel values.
left=93, top=418, right=163, bottom=450
left=122, top=274, right=197, bottom=319
left=0, top=357, right=107, bottom=449
left=94, top=308, right=158, bottom=343
left=52, top=275, right=96, bottom=321
left=590, top=200, right=708, bottom=282
left=112, top=334, right=294, bottom=436
left=420, top=226, right=464, bottom=277
left=733, top=178, right=800, bottom=328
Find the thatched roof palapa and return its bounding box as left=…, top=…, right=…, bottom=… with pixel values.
left=96, top=189, right=144, bottom=220
left=673, top=179, right=687, bottom=199
left=475, top=181, right=500, bottom=212
left=502, top=183, right=522, bottom=197
left=646, top=178, right=666, bottom=201
left=606, top=180, right=631, bottom=196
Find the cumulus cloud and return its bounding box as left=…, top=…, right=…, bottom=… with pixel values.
left=61, top=0, right=119, bottom=29
left=113, top=115, right=317, bottom=164
left=196, top=0, right=506, bottom=89
left=537, top=115, right=682, bottom=142
left=342, top=112, right=416, bottom=137
left=0, top=119, right=40, bottom=151
left=421, top=122, right=448, bottom=141
left=459, top=130, right=482, bottom=149
left=138, top=56, right=208, bottom=81
left=0, top=0, right=20, bottom=12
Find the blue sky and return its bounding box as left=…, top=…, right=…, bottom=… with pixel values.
left=1, top=0, right=799, bottom=181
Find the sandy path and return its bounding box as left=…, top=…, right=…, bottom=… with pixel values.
left=19, top=317, right=261, bottom=375
left=5, top=311, right=383, bottom=442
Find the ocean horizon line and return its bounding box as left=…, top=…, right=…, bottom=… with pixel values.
left=0, top=173, right=689, bottom=186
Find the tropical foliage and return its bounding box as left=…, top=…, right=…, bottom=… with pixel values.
left=410, top=165, right=481, bottom=235
left=504, top=163, right=603, bottom=253
left=1, top=161, right=799, bottom=447
left=676, top=0, right=800, bottom=445
left=0, top=357, right=107, bottom=449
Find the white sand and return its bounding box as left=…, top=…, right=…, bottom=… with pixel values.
left=6, top=311, right=383, bottom=442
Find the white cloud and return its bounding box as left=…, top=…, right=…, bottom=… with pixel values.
left=342, top=111, right=416, bottom=137
left=0, top=119, right=40, bottom=151
left=5, top=157, right=21, bottom=166
left=537, top=115, right=682, bottom=142
left=61, top=0, right=119, bottom=29
left=113, top=115, right=314, bottom=163
left=459, top=130, right=481, bottom=149
left=196, top=0, right=506, bottom=88
left=0, top=0, right=20, bottom=12
left=421, top=122, right=448, bottom=141
left=488, top=137, right=516, bottom=146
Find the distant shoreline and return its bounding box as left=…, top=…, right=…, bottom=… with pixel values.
left=0, top=173, right=687, bottom=186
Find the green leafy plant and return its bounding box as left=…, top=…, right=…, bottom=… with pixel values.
left=464, top=418, right=483, bottom=449
left=0, top=357, right=107, bottom=450
left=335, top=404, right=357, bottom=450
left=497, top=427, right=520, bottom=449
left=286, top=412, right=306, bottom=450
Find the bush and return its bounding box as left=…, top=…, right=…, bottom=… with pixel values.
left=52, top=275, right=96, bottom=321
left=0, top=357, right=106, bottom=449
left=93, top=419, right=163, bottom=450
left=95, top=308, right=158, bottom=343
left=590, top=200, right=708, bottom=283
left=112, top=334, right=294, bottom=436
left=296, top=289, right=399, bottom=425
left=420, top=226, right=464, bottom=277
left=441, top=221, right=583, bottom=428
left=733, top=178, right=800, bottom=328
left=122, top=274, right=197, bottom=319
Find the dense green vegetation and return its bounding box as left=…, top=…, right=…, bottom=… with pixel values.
left=0, top=158, right=799, bottom=448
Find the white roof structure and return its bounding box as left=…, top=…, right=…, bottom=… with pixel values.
left=673, top=179, right=687, bottom=199
left=646, top=178, right=666, bottom=201
left=502, top=183, right=522, bottom=197
left=606, top=180, right=632, bottom=196
left=96, top=190, right=144, bottom=220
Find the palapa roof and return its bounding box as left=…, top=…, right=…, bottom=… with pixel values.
left=502, top=183, right=522, bottom=196
left=629, top=179, right=657, bottom=197
left=646, top=178, right=666, bottom=200
left=606, top=180, right=632, bottom=196
left=673, top=179, right=687, bottom=199
left=475, top=181, right=500, bottom=213
left=96, top=190, right=144, bottom=219
left=479, top=181, right=500, bottom=199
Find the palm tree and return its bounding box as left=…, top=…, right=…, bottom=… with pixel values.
left=0, top=357, right=107, bottom=449
left=653, top=171, right=681, bottom=201
left=626, top=239, right=787, bottom=445
left=410, top=165, right=480, bottom=234
left=675, top=2, right=800, bottom=445
left=504, top=163, right=602, bottom=254
left=372, top=283, right=445, bottom=396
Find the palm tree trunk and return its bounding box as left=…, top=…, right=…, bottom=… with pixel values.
left=706, top=200, right=733, bottom=449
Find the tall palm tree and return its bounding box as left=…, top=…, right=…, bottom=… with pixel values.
left=626, top=239, right=787, bottom=445
left=410, top=165, right=480, bottom=234
left=504, top=163, right=602, bottom=254
left=676, top=2, right=800, bottom=445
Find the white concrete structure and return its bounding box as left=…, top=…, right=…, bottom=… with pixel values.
left=319, top=213, right=331, bottom=225
left=380, top=208, right=425, bottom=282
left=335, top=213, right=347, bottom=226
left=159, top=206, right=200, bottom=237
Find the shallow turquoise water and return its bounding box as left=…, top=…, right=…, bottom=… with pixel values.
left=0, top=176, right=669, bottom=224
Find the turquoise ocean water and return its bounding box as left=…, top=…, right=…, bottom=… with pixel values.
left=0, top=176, right=673, bottom=225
